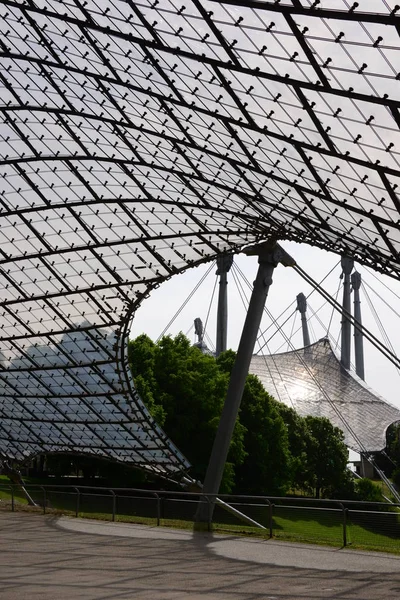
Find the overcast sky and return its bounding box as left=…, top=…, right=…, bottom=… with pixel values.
left=131, top=240, right=400, bottom=413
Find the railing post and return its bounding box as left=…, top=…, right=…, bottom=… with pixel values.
left=266, top=499, right=273, bottom=539
left=74, top=488, right=80, bottom=518
left=161, top=495, right=165, bottom=520
left=270, top=504, right=274, bottom=539
left=207, top=495, right=212, bottom=532
left=340, top=503, right=347, bottom=547
left=155, top=493, right=160, bottom=526
left=110, top=490, right=116, bottom=522
left=41, top=486, right=46, bottom=515
left=10, top=486, right=14, bottom=512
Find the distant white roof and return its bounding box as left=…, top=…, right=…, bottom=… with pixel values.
left=250, top=339, right=400, bottom=453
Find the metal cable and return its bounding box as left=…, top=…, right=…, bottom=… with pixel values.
left=231, top=261, right=400, bottom=501
left=184, top=323, right=194, bottom=339
left=307, top=302, right=358, bottom=372
left=232, top=263, right=297, bottom=407
left=202, top=274, right=218, bottom=345
left=327, top=278, right=342, bottom=336
left=361, top=282, right=400, bottom=376
left=156, top=261, right=215, bottom=342
left=361, top=278, right=400, bottom=322
left=274, top=298, right=334, bottom=354
left=360, top=265, right=400, bottom=305
left=204, top=331, right=215, bottom=352
left=294, top=265, right=400, bottom=371
left=233, top=262, right=298, bottom=352
left=256, top=260, right=341, bottom=350
left=287, top=311, right=297, bottom=351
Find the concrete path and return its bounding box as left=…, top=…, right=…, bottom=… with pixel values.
left=0, top=511, right=399, bottom=599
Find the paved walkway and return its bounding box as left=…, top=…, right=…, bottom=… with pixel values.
left=0, top=511, right=399, bottom=599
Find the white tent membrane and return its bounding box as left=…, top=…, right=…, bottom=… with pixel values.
left=250, top=339, right=400, bottom=453
left=1, top=0, right=400, bottom=473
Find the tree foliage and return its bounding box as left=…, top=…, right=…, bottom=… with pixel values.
left=354, top=478, right=385, bottom=503
left=38, top=333, right=353, bottom=498
left=128, top=333, right=245, bottom=492
left=386, top=422, right=400, bottom=467
left=273, top=403, right=351, bottom=498
left=271, top=402, right=310, bottom=490
left=215, top=350, right=291, bottom=495
left=301, top=416, right=349, bottom=499
left=383, top=422, right=400, bottom=489
left=233, top=375, right=291, bottom=496
left=128, top=333, right=352, bottom=498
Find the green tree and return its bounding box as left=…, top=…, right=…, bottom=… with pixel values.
left=355, top=478, right=384, bottom=502
left=389, top=423, right=400, bottom=490
left=129, top=336, right=293, bottom=494
left=273, top=405, right=352, bottom=498
left=302, top=416, right=349, bottom=498
left=129, top=334, right=246, bottom=492
left=129, top=335, right=351, bottom=499
left=272, top=402, right=309, bottom=491
left=236, top=375, right=291, bottom=495
left=128, top=334, right=166, bottom=425
left=216, top=352, right=291, bottom=495
left=386, top=422, right=400, bottom=466
left=393, top=468, right=400, bottom=489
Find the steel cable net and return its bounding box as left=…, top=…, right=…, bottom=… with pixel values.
left=1, top=0, right=400, bottom=470
left=250, top=339, right=400, bottom=452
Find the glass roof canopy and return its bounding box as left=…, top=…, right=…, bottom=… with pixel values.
left=250, top=339, right=400, bottom=454
left=0, top=0, right=400, bottom=474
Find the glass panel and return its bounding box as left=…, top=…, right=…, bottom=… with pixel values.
left=1, top=0, right=400, bottom=472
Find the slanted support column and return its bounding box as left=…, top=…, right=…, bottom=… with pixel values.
left=340, top=256, right=354, bottom=370
left=215, top=254, right=233, bottom=357
left=196, top=243, right=296, bottom=522
left=296, top=293, right=311, bottom=349
left=351, top=271, right=365, bottom=381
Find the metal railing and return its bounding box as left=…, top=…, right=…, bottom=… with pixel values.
left=1, top=483, right=399, bottom=551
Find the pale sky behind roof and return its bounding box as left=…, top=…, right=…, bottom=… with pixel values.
left=131, top=240, right=400, bottom=413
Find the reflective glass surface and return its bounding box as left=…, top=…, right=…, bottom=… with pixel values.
left=250, top=339, right=400, bottom=452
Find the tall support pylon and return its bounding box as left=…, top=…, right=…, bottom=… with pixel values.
left=196, top=242, right=296, bottom=522
left=351, top=270, right=371, bottom=477
left=351, top=271, right=365, bottom=381
left=340, top=256, right=354, bottom=370
left=296, top=293, right=311, bottom=350
left=215, top=254, right=233, bottom=357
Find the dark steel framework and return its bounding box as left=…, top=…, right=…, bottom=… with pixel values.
left=1, top=0, right=400, bottom=474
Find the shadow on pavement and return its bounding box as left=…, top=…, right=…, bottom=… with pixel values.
left=0, top=512, right=399, bottom=600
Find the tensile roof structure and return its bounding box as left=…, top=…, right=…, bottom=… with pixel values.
left=1, top=0, right=400, bottom=475
left=250, top=339, right=400, bottom=453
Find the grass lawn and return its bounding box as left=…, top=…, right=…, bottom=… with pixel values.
left=0, top=476, right=28, bottom=504
left=0, top=480, right=399, bottom=555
